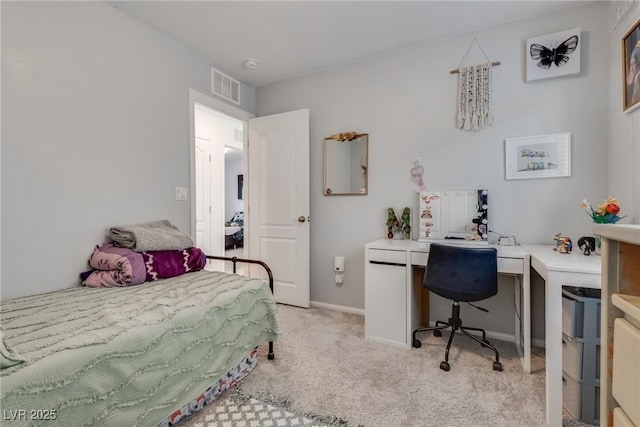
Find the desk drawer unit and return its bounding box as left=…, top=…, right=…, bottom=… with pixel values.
left=498, top=257, right=523, bottom=274
left=369, top=248, right=406, bottom=265
left=365, top=249, right=407, bottom=347
left=410, top=252, right=428, bottom=267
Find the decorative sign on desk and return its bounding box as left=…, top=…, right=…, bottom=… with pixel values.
left=386, top=207, right=411, bottom=239
left=418, top=189, right=488, bottom=241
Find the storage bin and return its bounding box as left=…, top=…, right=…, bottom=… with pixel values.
left=562, top=334, right=600, bottom=382
left=563, top=374, right=600, bottom=425
left=562, top=288, right=601, bottom=341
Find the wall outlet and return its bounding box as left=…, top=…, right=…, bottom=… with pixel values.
left=175, top=187, right=188, bottom=201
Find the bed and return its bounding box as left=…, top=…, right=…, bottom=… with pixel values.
left=224, top=226, right=243, bottom=249
left=225, top=211, right=244, bottom=249
left=0, top=255, right=280, bottom=427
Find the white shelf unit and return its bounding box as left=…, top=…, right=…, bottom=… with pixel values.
left=594, top=224, right=640, bottom=427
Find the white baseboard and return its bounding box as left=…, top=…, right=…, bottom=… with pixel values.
left=308, top=302, right=545, bottom=348
left=310, top=300, right=364, bottom=316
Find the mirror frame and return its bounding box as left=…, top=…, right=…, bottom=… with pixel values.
left=323, top=132, right=368, bottom=196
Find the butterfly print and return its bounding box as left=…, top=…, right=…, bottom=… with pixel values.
left=530, top=35, right=579, bottom=69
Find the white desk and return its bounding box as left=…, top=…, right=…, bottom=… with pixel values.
left=521, top=245, right=601, bottom=427
left=364, top=239, right=531, bottom=373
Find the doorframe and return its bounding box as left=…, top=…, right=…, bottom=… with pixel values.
left=188, top=89, right=254, bottom=251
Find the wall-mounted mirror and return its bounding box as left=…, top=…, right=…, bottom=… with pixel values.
left=323, top=132, right=368, bottom=195
left=418, top=189, right=488, bottom=241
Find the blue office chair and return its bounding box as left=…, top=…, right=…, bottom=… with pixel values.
left=412, top=243, right=503, bottom=372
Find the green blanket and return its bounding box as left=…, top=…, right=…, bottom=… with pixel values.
left=0, top=271, right=281, bottom=426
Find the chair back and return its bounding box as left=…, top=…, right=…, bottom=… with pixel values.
left=424, top=243, right=498, bottom=302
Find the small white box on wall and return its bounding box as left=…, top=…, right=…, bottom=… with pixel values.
left=526, top=28, right=581, bottom=82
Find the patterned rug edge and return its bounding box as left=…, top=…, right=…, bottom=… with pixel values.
left=228, top=385, right=364, bottom=427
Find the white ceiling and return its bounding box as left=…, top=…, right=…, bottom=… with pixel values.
left=109, top=1, right=592, bottom=87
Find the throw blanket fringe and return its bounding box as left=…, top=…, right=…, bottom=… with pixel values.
left=230, top=385, right=362, bottom=427
left=110, top=219, right=194, bottom=251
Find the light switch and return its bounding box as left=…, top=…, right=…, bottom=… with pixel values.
left=175, top=187, right=188, bottom=201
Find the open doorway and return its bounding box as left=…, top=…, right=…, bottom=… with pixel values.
left=223, top=134, right=244, bottom=259
left=193, top=102, right=245, bottom=271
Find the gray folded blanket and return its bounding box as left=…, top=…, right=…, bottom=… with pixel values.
left=109, top=219, right=194, bottom=252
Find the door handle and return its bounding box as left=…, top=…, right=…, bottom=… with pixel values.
left=298, top=216, right=306, bottom=223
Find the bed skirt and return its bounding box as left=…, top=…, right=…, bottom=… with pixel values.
left=160, top=348, right=258, bottom=426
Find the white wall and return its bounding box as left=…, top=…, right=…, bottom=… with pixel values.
left=0, top=1, right=256, bottom=300
left=608, top=3, right=640, bottom=222
left=256, top=2, right=613, bottom=338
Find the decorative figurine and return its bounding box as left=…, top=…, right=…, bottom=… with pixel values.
left=554, top=233, right=572, bottom=254
left=578, top=236, right=595, bottom=256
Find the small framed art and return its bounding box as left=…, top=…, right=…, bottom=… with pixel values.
left=505, top=132, right=571, bottom=180
left=622, top=18, right=640, bottom=113
left=526, top=28, right=580, bottom=82
left=237, top=174, right=244, bottom=200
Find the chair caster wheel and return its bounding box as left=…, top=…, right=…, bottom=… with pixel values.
left=439, top=361, right=450, bottom=371
left=268, top=353, right=275, bottom=360
left=412, top=339, right=422, bottom=348
left=493, top=361, right=503, bottom=371
left=434, top=330, right=442, bottom=337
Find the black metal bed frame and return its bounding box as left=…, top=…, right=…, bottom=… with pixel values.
left=205, top=255, right=275, bottom=360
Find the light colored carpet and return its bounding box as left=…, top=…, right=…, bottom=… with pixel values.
left=180, top=304, right=594, bottom=427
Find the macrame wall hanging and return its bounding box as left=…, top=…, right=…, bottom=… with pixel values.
left=451, top=39, right=500, bottom=131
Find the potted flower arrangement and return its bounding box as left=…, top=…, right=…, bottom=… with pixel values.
left=580, top=197, right=626, bottom=254
left=580, top=197, right=626, bottom=224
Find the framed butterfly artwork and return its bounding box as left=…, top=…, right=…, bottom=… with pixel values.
left=526, top=28, right=581, bottom=82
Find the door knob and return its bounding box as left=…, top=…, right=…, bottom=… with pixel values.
left=298, top=216, right=306, bottom=223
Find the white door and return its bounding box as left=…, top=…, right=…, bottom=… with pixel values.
left=194, top=105, right=226, bottom=259
left=248, top=109, right=310, bottom=308
left=195, top=137, right=211, bottom=253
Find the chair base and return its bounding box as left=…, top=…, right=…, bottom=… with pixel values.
left=412, top=301, right=503, bottom=372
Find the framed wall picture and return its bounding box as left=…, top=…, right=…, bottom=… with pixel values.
left=622, top=18, right=640, bottom=113
left=505, top=132, right=571, bottom=180
left=526, top=28, right=581, bottom=82
left=237, top=174, right=244, bottom=200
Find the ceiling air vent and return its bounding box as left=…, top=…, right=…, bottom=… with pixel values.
left=211, top=67, right=240, bottom=104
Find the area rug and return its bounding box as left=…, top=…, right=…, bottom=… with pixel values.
left=179, top=386, right=362, bottom=427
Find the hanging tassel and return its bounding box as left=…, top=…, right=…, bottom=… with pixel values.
left=456, top=63, right=493, bottom=131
